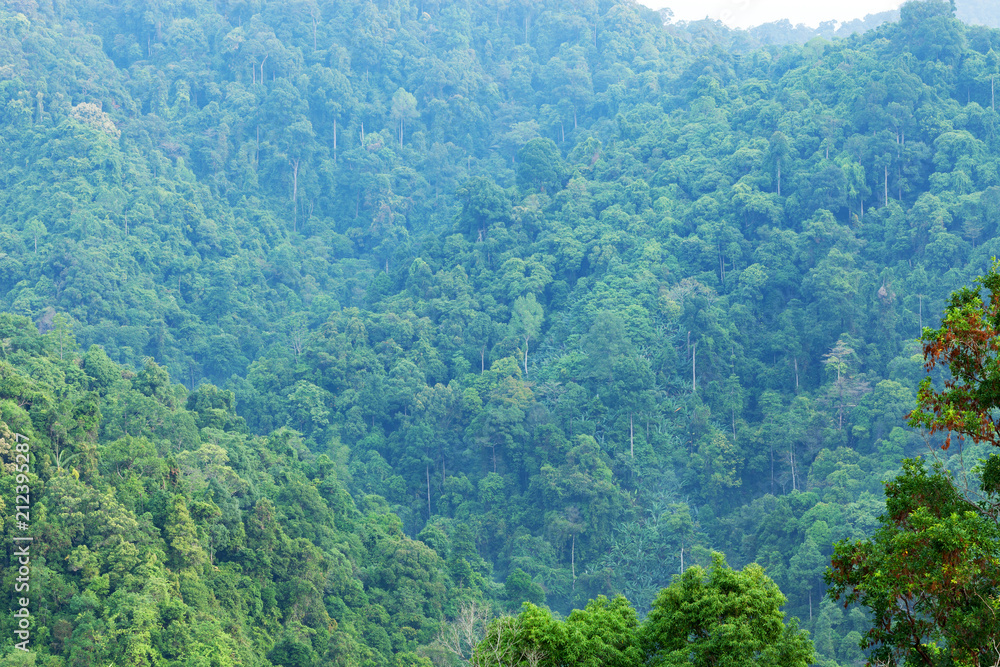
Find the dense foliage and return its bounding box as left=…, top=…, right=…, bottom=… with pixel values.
left=908, top=259, right=1000, bottom=448
left=827, top=458, right=1000, bottom=666
left=0, top=314, right=489, bottom=665
left=472, top=554, right=813, bottom=667
left=828, top=264, right=1000, bottom=665
left=1, top=0, right=1000, bottom=664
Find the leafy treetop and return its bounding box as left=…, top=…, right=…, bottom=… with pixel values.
left=908, top=259, right=1000, bottom=450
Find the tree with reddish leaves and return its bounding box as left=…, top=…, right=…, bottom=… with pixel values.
left=826, top=262, right=1000, bottom=667
left=826, top=458, right=1000, bottom=667
left=906, top=260, right=1000, bottom=449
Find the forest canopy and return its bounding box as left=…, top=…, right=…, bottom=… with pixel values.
left=1, top=0, right=1000, bottom=664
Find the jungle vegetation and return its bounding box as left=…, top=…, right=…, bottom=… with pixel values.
left=1, top=0, right=1000, bottom=664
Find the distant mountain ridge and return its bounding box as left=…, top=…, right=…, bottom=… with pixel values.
left=669, top=0, right=997, bottom=48
left=957, top=0, right=1000, bottom=28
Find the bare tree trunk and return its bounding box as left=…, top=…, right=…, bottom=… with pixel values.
left=630, top=412, right=634, bottom=458
left=794, top=357, right=799, bottom=389
left=884, top=164, right=889, bottom=206
left=692, top=343, right=697, bottom=393
left=770, top=442, right=775, bottom=494
left=790, top=441, right=797, bottom=491
left=571, top=535, right=576, bottom=591
left=290, top=158, right=299, bottom=230
left=523, top=336, right=529, bottom=377
left=333, top=117, right=337, bottom=162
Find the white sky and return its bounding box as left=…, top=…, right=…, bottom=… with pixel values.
left=640, top=0, right=906, bottom=29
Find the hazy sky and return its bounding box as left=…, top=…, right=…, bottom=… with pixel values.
left=640, top=0, right=906, bottom=29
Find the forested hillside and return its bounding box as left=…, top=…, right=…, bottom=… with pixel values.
left=1, top=0, right=999, bottom=664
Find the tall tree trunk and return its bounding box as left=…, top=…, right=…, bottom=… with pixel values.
left=692, top=343, right=697, bottom=393
left=790, top=441, right=797, bottom=491
left=290, top=158, right=299, bottom=230
left=523, top=336, right=529, bottom=377
left=630, top=413, right=634, bottom=458
left=571, top=535, right=576, bottom=592
left=770, top=441, right=775, bottom=494
left=884, top=165, right=889, bottom=206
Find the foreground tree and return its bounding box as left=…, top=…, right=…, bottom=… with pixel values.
left=472, top=554, right=812, bottom=667
left=827, top=458, right=1000, bottom=667
left=828, top=262, right=1000, bottom=666
left=641, top=553, right=814, bottom=667
left=474, top=595, right=641, bottom=667
left=907, top=259, right=1000, bottom=449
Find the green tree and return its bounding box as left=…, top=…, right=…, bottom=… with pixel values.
left=474, top=595, right=641, bottom=667
left=908, top=259, right=1000, bottom=449
left=457, top=177, right=512, bottom=240
left=516, top=138, right=565, bottom=193
left=641, top=553, right=814, bottom=667
left=510, top=294, right=543, bottom=377
left=165, top=494, right=208, bottom=570
left=827, top=458, right=1000, bottom=667
left=390, top=87, right=419, bottom=149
